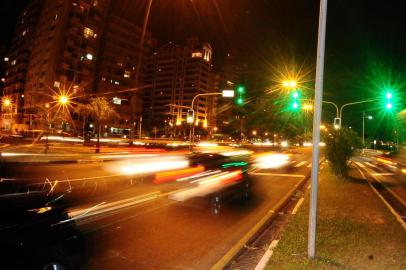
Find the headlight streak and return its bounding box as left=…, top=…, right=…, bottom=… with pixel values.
left=169, top=170, right=243, bottom=202
left=253, top=153, right=291, bottom=169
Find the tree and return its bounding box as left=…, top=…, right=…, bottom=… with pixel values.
left=324, top=127, right=362, bottom=177
left=85, top=97, right=119, bottom=153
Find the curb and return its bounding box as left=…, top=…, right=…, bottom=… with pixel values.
left=210, top=171, right=310, bottom=270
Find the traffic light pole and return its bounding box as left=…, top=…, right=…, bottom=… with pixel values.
left=308, top=0, right=328, bottom=259
left=338, top=99, right=377, bottom=128
left=190, top=92, right=222, bottom=151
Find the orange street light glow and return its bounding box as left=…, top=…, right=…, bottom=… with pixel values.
left=58, top=95, right=69, bottom=105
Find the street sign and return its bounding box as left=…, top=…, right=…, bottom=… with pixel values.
left=222, top=90, right=235, bottom=98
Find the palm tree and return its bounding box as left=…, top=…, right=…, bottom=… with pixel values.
left=85, top=97, right=119, bottom=153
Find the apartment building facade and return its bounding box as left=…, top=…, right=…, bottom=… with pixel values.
left=143, top=38, right=216, bottom=137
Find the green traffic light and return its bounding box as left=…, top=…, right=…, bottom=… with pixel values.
left=237, top=85, right=245, bottom=94
left=385, top=92, right=392, bottom=99
left=292, top=101, right=299, bottom=110
left=237, top=97, right=244, bottom=105
left=386, top=102, right=392, bottom=110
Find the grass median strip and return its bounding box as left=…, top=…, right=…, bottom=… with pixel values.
left=266, top=166, right=406, bottom=270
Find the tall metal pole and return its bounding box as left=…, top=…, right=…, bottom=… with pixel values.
left=129, top=0, right=153, bottom=145
left=308, top=0, right=328, bottom=259
left=362, top=112, right=365, bottom=148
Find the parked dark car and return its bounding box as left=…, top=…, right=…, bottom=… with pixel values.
left=0, top=179, right=83, bottom=270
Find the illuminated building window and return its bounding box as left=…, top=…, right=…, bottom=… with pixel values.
left=114, top=81, right=120, bottom=85
left=192, top=52, right=202, bottom=58
left=101, top=76, right=106, bottom=81
left=4, top=57, right=9, bottom=62
left=93, top=0, right=98, bottom=6
left=83, top=27, right=95, bottom=39
left=11, top=60, right=16, bottom=66
left=112, top=97, right=122, bottom=105
left=53, top=81, right=60, bottom=88
left=85, top=53, right=93, bottom=60
left=117, top=62, right=123, bottom=67
left=22, top=30, right=27, bottom=36
left=124, top=71, right=131, bottom=78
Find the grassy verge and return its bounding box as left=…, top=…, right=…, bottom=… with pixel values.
left=267, top=165, right=406, bottom=270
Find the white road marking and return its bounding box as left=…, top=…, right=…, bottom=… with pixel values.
left=372, top=173, right=395, bottom=176
left=250, top=172, right=305, bottom=178
left=254, top=240, right=279, bottom=270
left=292, top=197, right=305, bottom=215
left=354, top=161, right=365, bottom=168
left=365, top=162, right=378, bottom=168
left=294, top=161, right=307, bottom=168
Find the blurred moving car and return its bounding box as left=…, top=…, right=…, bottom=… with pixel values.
left=0, top=179, right=83, bottom=270
left=168, top=153, right=252, bottom=215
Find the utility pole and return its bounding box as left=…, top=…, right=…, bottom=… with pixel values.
left=308, top=0, right=328, bottom=259
left=129, top=0, right=153, bottom=145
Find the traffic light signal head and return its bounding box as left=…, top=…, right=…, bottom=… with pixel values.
left=236, top=97, right=244, bottom=105
left=292, top=91, right=299, bottom=99
left=384, top=91, right=393, bottom=110
left=237, top=85, right=245, bottom=94
left=292, top=101, right=299, bottom=109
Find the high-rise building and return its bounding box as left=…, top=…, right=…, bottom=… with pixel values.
left=94, top=14, right=155, bottom=135
left=216, top=53, right=246, bottom=133
left=143, top=38, right=215, bottom=137
left=24, top=0, right=111, bottom=128
left=2, top=0, right=44, bottom=130
left=2, top=0, right=155, bottom=133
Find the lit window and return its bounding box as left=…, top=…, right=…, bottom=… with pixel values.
left=117, top=62, right=123, bottom=67
left=11, top=60, right=16, bottom=66
left=55, top=14, right=58, bottom=20
left=192, top=52, right=202, bottom=58
left=4, top=57, right=9, bottom=62
left=101, top=76, right=106, bottom=81
left=83, top=27, right=95, bottom=38
left=124, top=71, right=131, bottom=78
left=114, top=81, right=120, bottom=85
left=112, top=97, right=122, bottom=105
left=85, top=53, right=93, bottom=60
left=22, top=30, right=27, bottom=36
left=53, top=81, right=60, bottom=88
left=93, top=0, right=98, bottom=6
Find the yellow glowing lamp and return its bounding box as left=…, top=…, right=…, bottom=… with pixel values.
left=58, top=95, right=69, bottom=105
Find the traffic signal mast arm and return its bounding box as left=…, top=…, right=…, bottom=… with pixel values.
left=300, top=98, right=379, bottom=128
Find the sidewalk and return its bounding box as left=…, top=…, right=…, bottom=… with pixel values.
left=266, top=164, right=406, bottom=270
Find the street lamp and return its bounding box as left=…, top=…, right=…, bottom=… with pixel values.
left=282, top=80, right=297, bottom=88
left=3, top=98, right=11, bottom=108
left=58, top=95, right=69, bottom=105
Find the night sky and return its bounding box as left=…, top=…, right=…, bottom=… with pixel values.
left=1, top=0, right=405, bottom=139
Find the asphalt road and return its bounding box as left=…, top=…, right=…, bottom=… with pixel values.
left=1, top=147, right=314, bottom=270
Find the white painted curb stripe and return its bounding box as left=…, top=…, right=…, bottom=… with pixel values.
left=254, top=240, right=279, bottom=270
left=294, top=161, right=307, bottom=168
left=292, top=197, right=305, bottom=215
